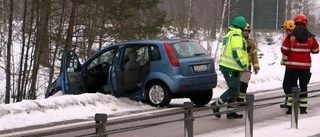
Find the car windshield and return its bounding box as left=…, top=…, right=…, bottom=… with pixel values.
left=172, top=41, right=208, bottom=58
left=87, top=49, right=116, bottom=69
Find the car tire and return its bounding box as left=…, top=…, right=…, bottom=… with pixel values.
left=145, top=81, right=171, bottom=107
left=189, top=89, right=213, bottom=106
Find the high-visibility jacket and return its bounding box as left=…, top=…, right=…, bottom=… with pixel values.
left=219, top=27, right=248, bottom=71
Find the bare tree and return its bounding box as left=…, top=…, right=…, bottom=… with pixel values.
left=0, top=0, right=169, bottom=103
left=45, top=0, right=68, bottom=96
left=291, top=0, right=319, bottom=35
left=286, top=0, right=292, bottom=20
left=65, top=0, right=78, bottom=50
left=5, top=0, right=13, bottom=104
left=17, top=0, right=28, bottom=102
left=21, top=0, right=36, bottom=100
left=29, top=0, right=51, bottom=99
left=0, top=0, right=4, bottom=57
left=213, top=0, right=228, bottom=61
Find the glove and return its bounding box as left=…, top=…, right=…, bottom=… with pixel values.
left=243, top=67, right=248, bottom=72
left=254, top=68, right=259, bottom=75
left=280, top=55, right=287, bottom=65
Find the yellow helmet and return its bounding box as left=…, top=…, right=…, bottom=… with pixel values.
left=282, top=20, right=295, bottom=31
left=243, top=23, right=251, bottom=31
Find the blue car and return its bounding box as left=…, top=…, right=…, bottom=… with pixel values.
left=47, top=39, right=217, bottom=107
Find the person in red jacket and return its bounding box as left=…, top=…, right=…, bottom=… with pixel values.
left=281, top=14, right=319, bottom=114
left=280, top=20, right=296, bottom=66
left=279, top=20, right=296, bottom=108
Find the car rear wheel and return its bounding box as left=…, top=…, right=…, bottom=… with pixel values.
left=146, top=82, right=171, bottom=107
left=189, top=89, right=213, bottom=106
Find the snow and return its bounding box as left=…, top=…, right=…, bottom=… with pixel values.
left=1, top=32, right=320, bottom=137
left=0, top=93, right=154, bottom=130
left=197, top=114, right=320, bottom=137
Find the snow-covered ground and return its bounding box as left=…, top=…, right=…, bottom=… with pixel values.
left=1, top=32, right=320, bottom=136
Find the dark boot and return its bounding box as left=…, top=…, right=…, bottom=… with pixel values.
left=280, top=97, right=288, bottom=108
left=238, top=82, right=248, bottom=106
left=227, top=112, right=243, bottom=119
left=236, top=98, right=245, bottom=106
left=300, top=107, right=307, bottom=114
left=286, top=107, right=292, bottom=114
left=211, top=101, right=221, bottom=118
left=280, top=103, right=288, bottom=108
left=236, top=97, right=244, bottom=102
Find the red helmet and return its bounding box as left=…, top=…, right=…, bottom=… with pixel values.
left=294, top=14, right=307, bottom=25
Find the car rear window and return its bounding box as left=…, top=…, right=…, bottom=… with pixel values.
left=171, top=41, right=209, bottom=58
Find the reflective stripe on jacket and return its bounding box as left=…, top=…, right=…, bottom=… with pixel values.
left=219, top=27, right=248, bottom=71
left=247, top=39, right=259, bottom=71
left=281, top=35, right=319, bottom=69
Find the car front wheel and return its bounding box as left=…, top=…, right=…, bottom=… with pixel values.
left=189, top=89, right=213, bottom=106
left=145, top=82, right=171, bottom=107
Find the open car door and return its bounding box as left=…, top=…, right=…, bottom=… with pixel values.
left=109, top=48, right=124, bottom=97
left=61, top=49, right=84, bottom=95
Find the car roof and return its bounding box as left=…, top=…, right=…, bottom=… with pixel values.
left=110, top=39, right=197, bottom=46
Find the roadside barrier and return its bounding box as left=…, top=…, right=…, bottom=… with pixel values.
left=93, top=87, right=320, bottom=137
left=4, top=87, right=320, bottom=137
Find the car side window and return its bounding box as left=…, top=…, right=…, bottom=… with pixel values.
left=87, top=49, right=116, bottom=69
left=122, top=44, right=160, bottom=66
left=150, top=45, right=160, bottom=61
left=66, top=51, right=81, bottom=72
left=136, top=46, right=150, bottom=65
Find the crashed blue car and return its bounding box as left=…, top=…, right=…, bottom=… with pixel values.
left=47, top=39, right=217, bottom=107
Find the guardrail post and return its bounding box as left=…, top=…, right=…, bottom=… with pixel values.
left=291, top=87, right=300, bottom=129
left=183, top=102, right=194, bottom=137
left=95, top=113, right=108, bottom=137
left=245, top=94, right=254, bottom=137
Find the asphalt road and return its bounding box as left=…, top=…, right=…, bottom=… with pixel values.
left=2, top=84, right=320, bottom=137
left=104, top=91, right=319, bottom=137
left=102, top=85, right=320, bottom=137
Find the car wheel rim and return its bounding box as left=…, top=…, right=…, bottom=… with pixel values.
left=149, top=85, right=165, bottom=104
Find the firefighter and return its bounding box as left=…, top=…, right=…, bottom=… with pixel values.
left=211, top=16, right=249, bottom=119
left=282, top=20, right=296, bottom=34
left=236, top=23, right=260, bottom=103
left=280, top=20, right=296, bottom=66
left=280, top=20, right=296, bottom=108
left=281, top=14, right=319, bottom=114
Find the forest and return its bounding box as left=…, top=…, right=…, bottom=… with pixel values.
left=0, top=0, right=319, bottom=104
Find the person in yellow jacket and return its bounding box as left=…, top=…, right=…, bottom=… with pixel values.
left=236, top=23, right=260, bottom=103
left=211, top=16, right=249, bottom=119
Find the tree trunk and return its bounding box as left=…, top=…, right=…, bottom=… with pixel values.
left=17, top=0, right=29, bottom=102
left=98, top=1, right=107, bottom=50
left=85, top=2, right=95, bottom=58
left=213, top=0, right=228, bottom=61
left=187, top=0, right=192, bottom=36
left=286, top=0, right=292, bottom=20
left=39, top=0, right=51, bottom=68
left=22, top=0, right=35, bottom=100
left=46, top=0, right=67, bottom=96
left=29, top=0, right=50, bottom=99
left=65, top=0, right=78, bottom=50
left=5, top=0, right=13, bottom=104
left=211, top=0, right=218, bottom=40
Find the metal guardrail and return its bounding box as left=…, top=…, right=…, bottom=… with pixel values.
left=8, top=87, right=320, bottom=137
